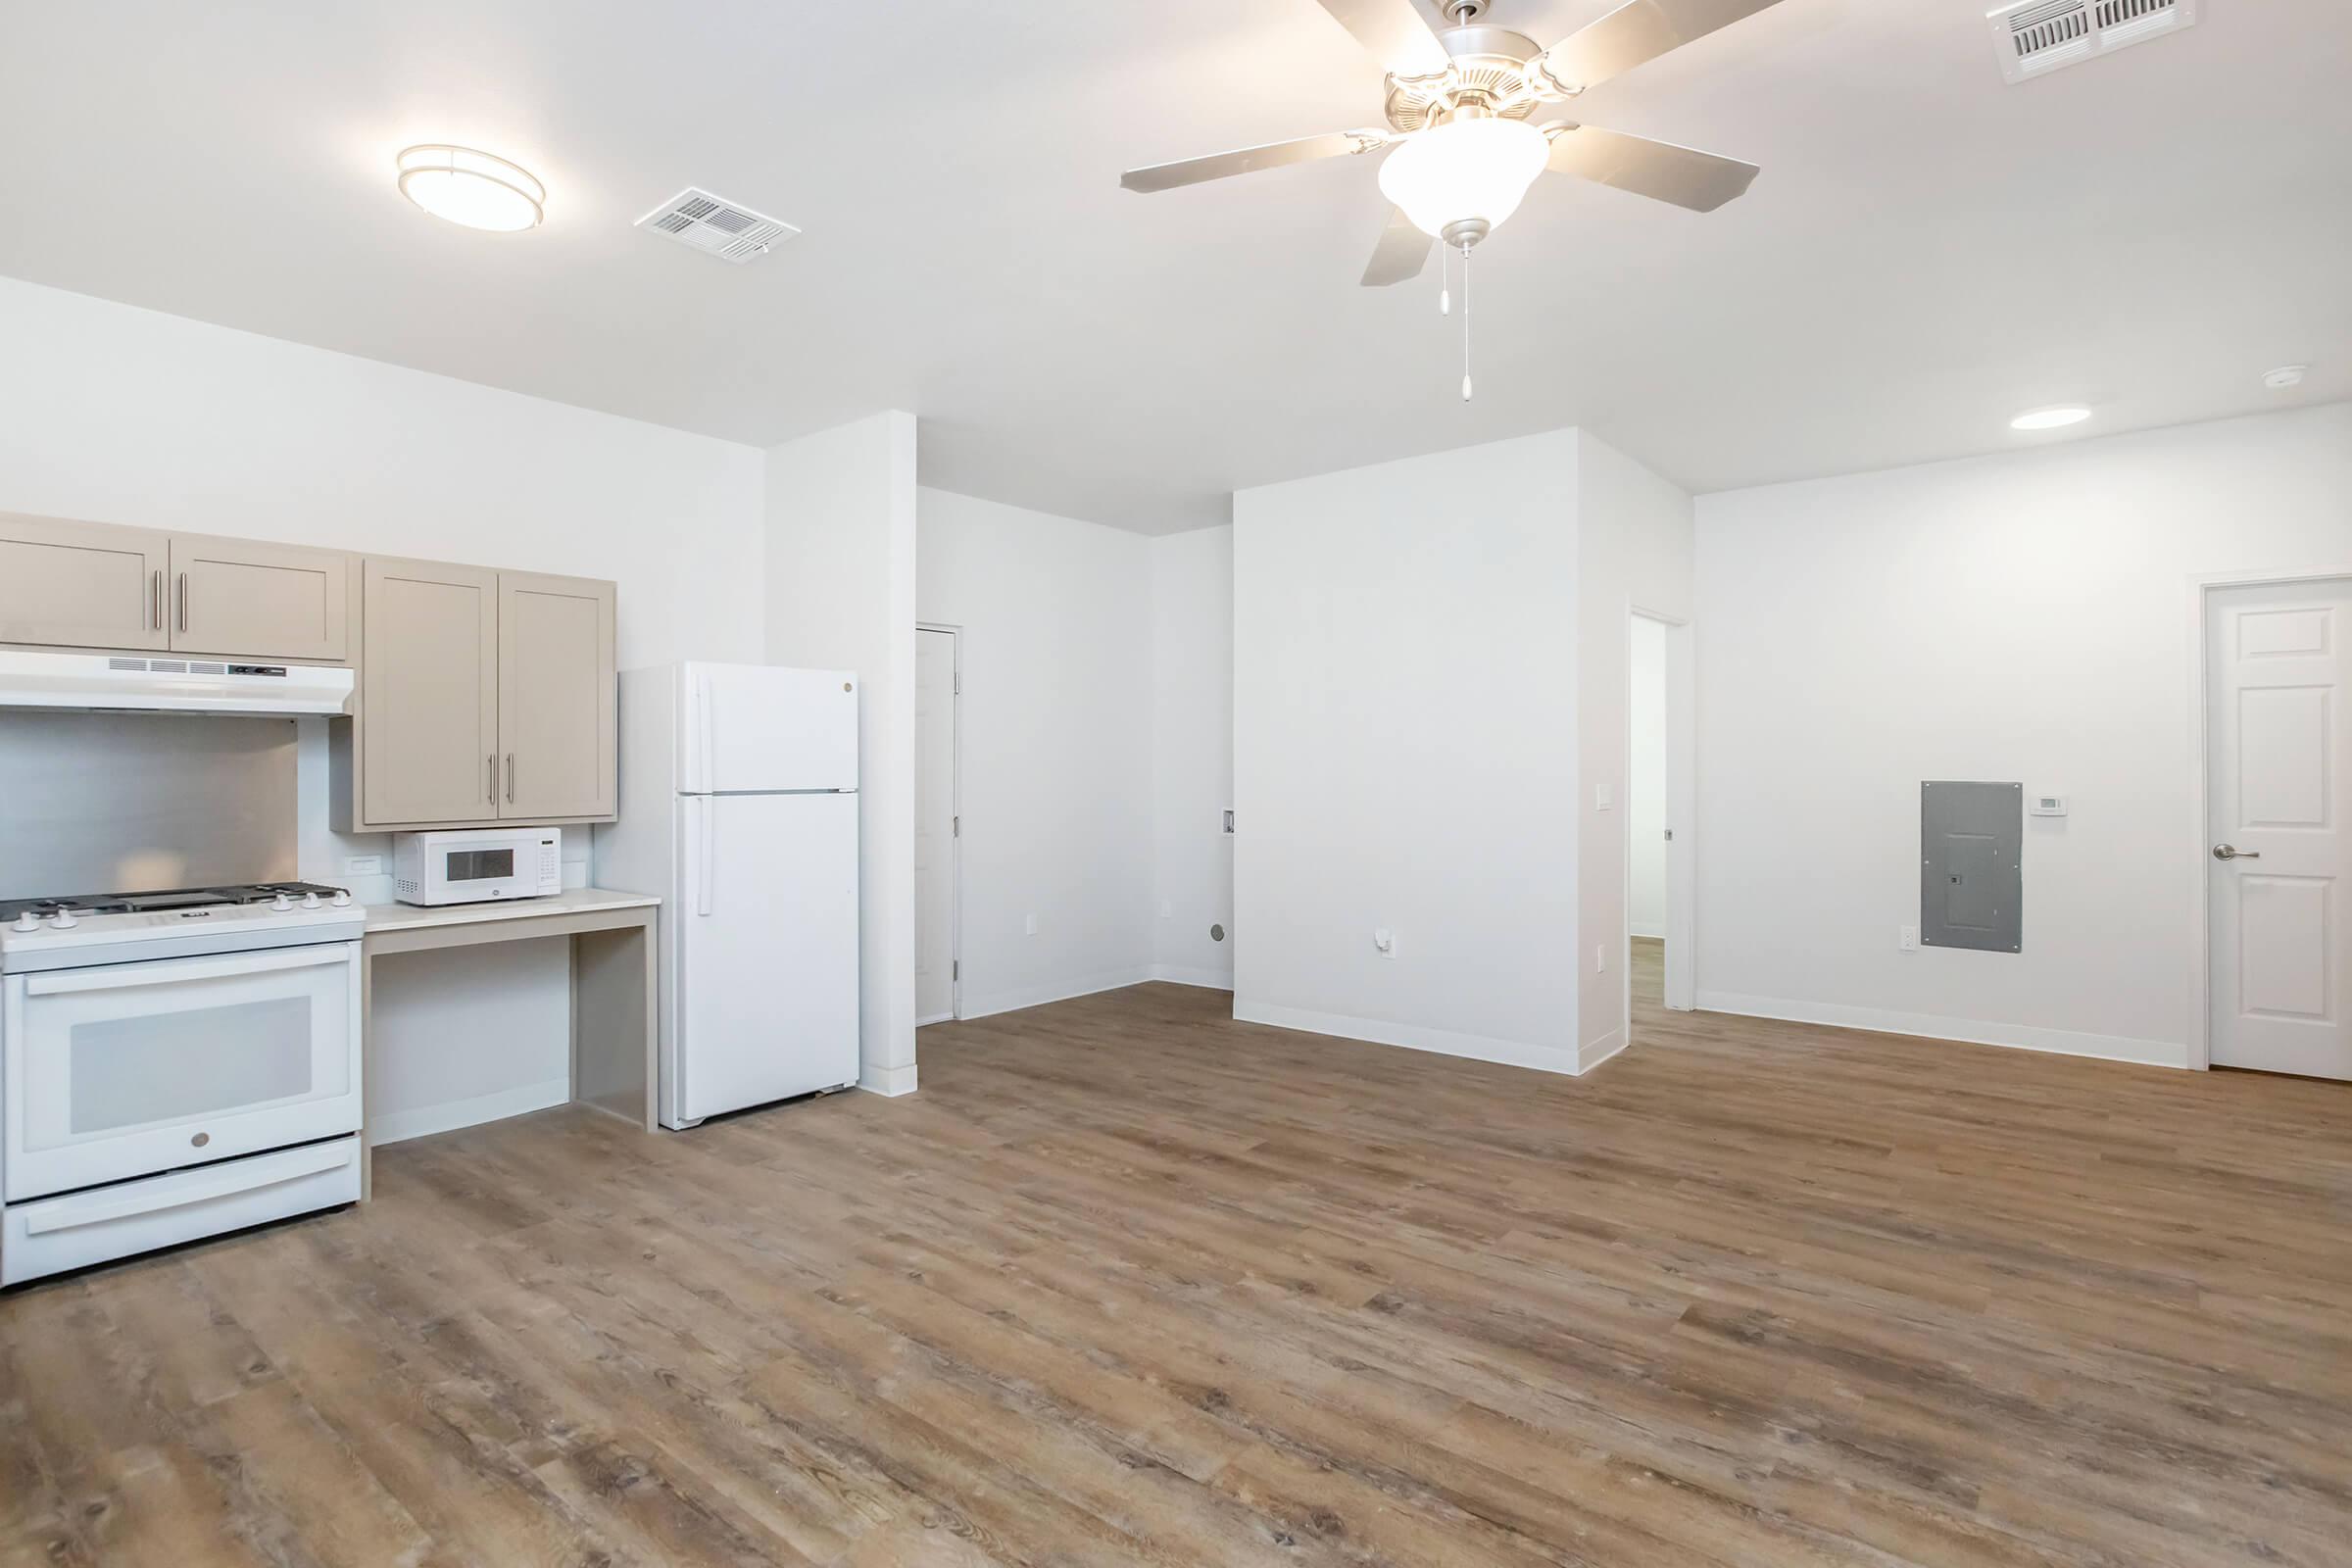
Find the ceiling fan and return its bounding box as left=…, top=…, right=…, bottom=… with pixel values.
left=1120, top=0, right=1789, bottom=394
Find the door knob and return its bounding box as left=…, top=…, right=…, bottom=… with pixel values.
left=2211, top=843, right=2261, bottom=861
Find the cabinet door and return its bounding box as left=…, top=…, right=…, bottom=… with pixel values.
left=498, top=571, right=616, bottom=820
left=0, top=514, right=169, bottom=651
left=361, top=558, right=500, bottom=826
left=170, top=535, right=350, bottom=662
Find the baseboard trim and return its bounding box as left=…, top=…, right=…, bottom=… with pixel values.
left=1233, top=1001, right=1583, bottom=1077
left=1147, top=964, right=1235, bottom=992
left=1628, top=922, right=1666, bottom=941
left=858, top=1062, right=919, bottom=1098
left=960, top=967, right=1156, bottom=1021
left=1578, top=1028, right=1630, bottom=1074
left=1693, top=990, right=2189, bottom=1070
left=915, top=1011, right=954, bottom=1027
left=369, top=1076, right=569, bottom=1147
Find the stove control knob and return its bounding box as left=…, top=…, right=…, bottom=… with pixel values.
left=11, top=911, right=39, bottom=933
left=330, top=889, right=353, bottom=907
left=301, top=892, right=322, bottom=909
left=49, top=908, right=77, bottom=929
left=271, top=893, right=294, bottom=911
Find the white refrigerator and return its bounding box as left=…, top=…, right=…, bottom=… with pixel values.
left=596, top=662, right=860, bottom=1128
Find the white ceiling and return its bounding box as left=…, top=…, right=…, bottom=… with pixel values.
left=2, top=1, right=2345, bottom=533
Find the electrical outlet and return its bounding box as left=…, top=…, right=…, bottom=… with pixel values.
left=1024, top=913, right=1038, bottom=937
left=1374, top=928, right=1396, bottom=958
left=1898, top=925, right=1919, bottom=952
left=344, top=855, right=383, bottom=876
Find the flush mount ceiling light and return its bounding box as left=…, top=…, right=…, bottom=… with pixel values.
left=396, top=145, right=545, bottom=231
left=2010, top=405, right=2092, bottom=431
left=2263, top=365, right=2309, bottom=389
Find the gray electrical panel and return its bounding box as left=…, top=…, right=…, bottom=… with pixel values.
left=1921, top=781, right=2022, bottom=953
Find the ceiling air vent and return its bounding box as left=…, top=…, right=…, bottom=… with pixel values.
left=1986, top=0, right=2197, bottom=83
left=634, top=187, right=799, bottom=264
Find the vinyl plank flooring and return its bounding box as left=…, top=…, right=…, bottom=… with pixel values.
left=7, top=951, right=2352, bottom=1566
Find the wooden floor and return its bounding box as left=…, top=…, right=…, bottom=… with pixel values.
left=7, top=946, right=2352, bottom=1566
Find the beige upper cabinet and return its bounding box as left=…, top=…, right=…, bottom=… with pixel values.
left=170, top=535, right=350, bottom=662
left=498, top=571, right=617, bottom=820
left=0, top=513, right=171, bottom=652
left=360, top=558, right=501, bottom=827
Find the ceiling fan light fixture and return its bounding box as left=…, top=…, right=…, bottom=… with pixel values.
left=396, top=145, right=546, bottom=231
left=1378, top=118, right=1550, bottom=239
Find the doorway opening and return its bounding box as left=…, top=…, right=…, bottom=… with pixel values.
left=1626, top=609, right=1695, bottom=1037
left=2198, top=572, right=2351, bottom=1079
left=914, top=623, right=961, bottom=1026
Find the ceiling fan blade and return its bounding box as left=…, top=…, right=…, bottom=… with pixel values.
left=1544, top=124, right=1759, bottom=212
left=1536, top=0, right=1788, bottom=92
left=1310, top=0, right=1452, bottom=74
left=1360, top=207, right=1434, bottom=286
left=1120, top=129, right=1385, bottom=194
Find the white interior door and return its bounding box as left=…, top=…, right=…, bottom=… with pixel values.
left=914, top=627, right=958, bottom=1025
left=2207, top=577, right=2352, bottom=1078
left=676, top=792, right=858, bottom=1122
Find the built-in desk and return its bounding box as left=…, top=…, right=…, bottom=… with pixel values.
left=360, top=889, right=660, bottom=1194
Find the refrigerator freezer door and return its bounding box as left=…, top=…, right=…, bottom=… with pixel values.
left=673, top=791, right=858, bottom=1122
left=680, top=662, right=858, bottom=795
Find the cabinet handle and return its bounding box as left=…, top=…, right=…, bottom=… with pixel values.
left=505, top=753, right=515, bottom=804
left=487, top=754, right=497, bottom=806
left=150, top=569, right=162, bottom=630
left=176, top=571, right=188, bottom=632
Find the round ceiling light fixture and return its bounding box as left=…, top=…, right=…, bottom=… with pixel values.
left=1379, top=118, right=1551, bottom=244
left=2262, top=365, right=2309, bottom=389
left=2009, top=405, right=2092, bottom=431
left=396, top=145, right=545, bottom=231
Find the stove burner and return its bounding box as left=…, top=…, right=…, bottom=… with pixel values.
left=0, top=881, right=350, bottom=922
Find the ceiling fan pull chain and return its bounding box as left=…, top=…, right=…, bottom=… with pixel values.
left=1460, top=244, right=1474, bottom=402
left=1440, top=245, right=1451, bottom=317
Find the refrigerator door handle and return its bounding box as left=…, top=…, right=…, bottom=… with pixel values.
left=695, top=796, right=715, bottom=917
left=698, top=671, right=716, bottom=797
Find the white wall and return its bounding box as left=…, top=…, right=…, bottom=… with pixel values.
left=765, top=413, right=919, bottom=1095
left=915, top=488, right=1155, bottom=1016
left=1151, top=525, right=1236, bottom=989
left=0, top=275, right=766, bottom=1141
left=1629, top=615, right=1668, bottom=940
left=1694, top=403, right=2352, bottom=1066
left=1233, top=431, right=1584, bottom=1073
left=1575, top=432, right=1696, bottom=1063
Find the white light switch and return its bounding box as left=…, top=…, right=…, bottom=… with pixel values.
left=1159, top=899, right=1172, bottom=919
left=1595, top=782, right=1613, bottom=811
left=1024, top=913, right=1038, bottom=936
left=1595, top=944, right=1607, bottom=974
left=1374, top=927, right=1396, bottom=957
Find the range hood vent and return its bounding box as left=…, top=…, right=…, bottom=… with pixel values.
left=1986, top=0, right=2197, bottom=82
left=0, top=652, right=354, bottom=716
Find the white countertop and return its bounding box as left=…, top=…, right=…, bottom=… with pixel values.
left=363, top=887, right=661, bottom=936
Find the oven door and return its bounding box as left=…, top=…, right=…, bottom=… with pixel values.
left=2, top=941, right=362, bottom=1202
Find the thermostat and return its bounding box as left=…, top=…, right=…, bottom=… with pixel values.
left=2029, top=793, right=2068, bottom=817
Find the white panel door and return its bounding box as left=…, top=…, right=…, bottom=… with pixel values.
left=2208, top=577, right=2352, bottom=1079
left=682, top=662, right=858, bottom=794
left=914, top=628, right=958, bottom=1024
left=675, top=792, right=859, bottom=1122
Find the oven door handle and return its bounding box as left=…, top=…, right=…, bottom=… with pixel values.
left=24, top=942, right=355, bottom=996
left=23, top=1138, right=356, bottom=1236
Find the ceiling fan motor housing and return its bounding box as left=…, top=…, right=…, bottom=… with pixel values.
left=1383, top=24, right=1564, bottom=133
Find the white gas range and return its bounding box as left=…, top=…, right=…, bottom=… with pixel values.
left=0, top=881, right=365, bottom=1286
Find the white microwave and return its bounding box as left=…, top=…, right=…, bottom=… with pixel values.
left=392, top=828, right=562, bottom=906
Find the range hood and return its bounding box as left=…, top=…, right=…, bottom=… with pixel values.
left=0, top=651, right=353, bottom=716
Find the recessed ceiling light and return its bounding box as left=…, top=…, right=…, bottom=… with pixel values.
left=396, top=145, right=545, bottom=232
left=2263, top=365, right=2310, bottom=390
left=2010, top=406, right=2091, bottom=431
